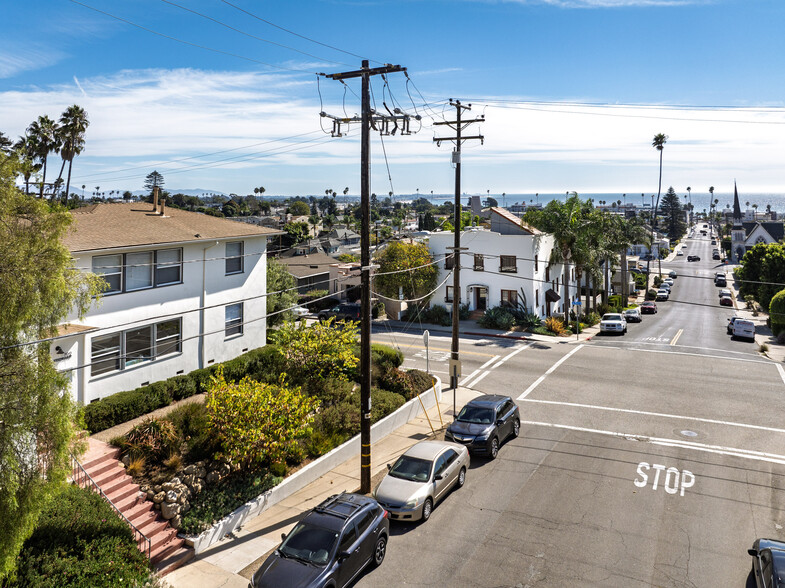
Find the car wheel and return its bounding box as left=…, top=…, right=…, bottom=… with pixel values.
left=457, top=467, right=466, bottom=488
left=421, top=498, right=433, bottom=522
left=373, top=535, right=387, bottom=567
left=512, top=419, right=520, bottom=438
left=489, top=437, right=499, bottom=459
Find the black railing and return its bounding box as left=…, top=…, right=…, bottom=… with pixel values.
left=70, top=454, right=151, bottom=559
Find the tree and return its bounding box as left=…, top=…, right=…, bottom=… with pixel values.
left=0, top=133, right=13, bottom=156
left=660, top=186, right=686, bottom=240
left=143, top=170, right=165, bottom=195
left=373, top=241, right=438, bottom=303
left=283, top=221, right=310, bottom=245
left=288, top=200, right=310, bottom=216
left=650, top=133, right=668, bottom=275
left=54, top=105, right=89, bottom=205
left=0, top=153, right=103, bottom=579
left=206, top=367, right=318, bottom=468
left=483, top=196, right=498, bottom=208
left=26, top=116, right=60, bottom=199
left=271, top=320, right=359, bottom=381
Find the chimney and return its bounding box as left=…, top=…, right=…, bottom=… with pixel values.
left=153, top=186, right=159, bottom=212
left=159, top=198, right=166, bottom=216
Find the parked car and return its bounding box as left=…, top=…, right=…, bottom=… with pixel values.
left=372, top=441, right=469, bottom=522
left=732, top=318, right=756, bottom=341
left=668, top=270, right=678, bottom=278
left=715, top=276, right=727, bottom=287
left=687, top=255, right=701, bottom=262
left=640, top=301, right=658, bottom=314
left=713, top=251, right=721, bottom=260
left=445, top=395, right=520, bottom=458
left=600, top=313, right=627, bottom=335
left=718, top=289, right=732, bottom=299
left=676, top=250, right=684, bottom=256
left=291, top=305, right=309, bottom=317
left=727, top=315, right=741, bottom=334
left=623, top=308, right=642, bottom=323
left=658, top=282, right=671, bottom=292
left=748, top=538, right=785, bottom=588
left=251, top=492, right=389, bottom=588
left=663, top=278, right=674, bottom=286
left=318, top=303, right=361, bottom=322
left=656, top=289, right=670, bottom=301
left=720, top=294, right=733, bottom=306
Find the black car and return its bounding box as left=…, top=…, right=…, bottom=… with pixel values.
left=748, top=538, right=785, bottom=587
left=444, top=394, right=520, bottom=459
left=687, top=255, right=701, bottom=262
left=318, top=303, right=361, bottom=323
left=252, top=493, right=389, bottom=588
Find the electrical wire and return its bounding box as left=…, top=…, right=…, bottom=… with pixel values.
left=68, top=0, right=317, bottom=74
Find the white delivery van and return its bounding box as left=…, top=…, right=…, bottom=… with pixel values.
left=732, top=319, right=755, bottom=341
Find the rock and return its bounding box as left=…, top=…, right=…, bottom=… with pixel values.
left=176, top=491, right=188, bottom=505
left=121, top=455, right=130, bottom=467
left=170, top=515, right=182, bottom=529
left=154, top=502, right=161, bottom=511
left=165, top=490, right=178, bottom=503
left=161, top=502, right=181, bottom=520
left=140, top=485, right=149, bottom=493
left=146, top=490, right=155, bottom=501
left=152, top=492, right=165, bottom=504
left=206, top=471, right=220, bottom=484
left=190, top=479, right=203, bottom=494
left=170, top=477, right=182, bottom=486
left=183, top=464, right=197, bottom=476
left=195, top=466, right=207, bottom=479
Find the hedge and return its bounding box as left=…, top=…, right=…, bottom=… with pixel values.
left=770, top=288, right=785, bottom=335
left=3, top=485, right=156, bottom=588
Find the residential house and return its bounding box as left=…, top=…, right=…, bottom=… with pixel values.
left=278, top=250, right=362, bottom=299
left=428, top=208, right=579, bottom=318
left=52, top=200, right=281, bottom=404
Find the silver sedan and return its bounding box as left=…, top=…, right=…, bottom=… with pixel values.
left=372, top=441, right=469, bottom=523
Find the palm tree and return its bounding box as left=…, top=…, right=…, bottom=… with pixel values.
left=13, top=135, right=40, bottom=195
left=26, top=115, right=60, bottom=199
left=55, top=105, right=89, bottom=204
left=81, top=184, right=86, bottom=200
left=0, top=132, right=13, bottom=155
left=649, top=133, right=668, bottom=275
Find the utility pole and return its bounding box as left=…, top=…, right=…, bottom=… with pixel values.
left=433, top=100, right=484, bottom=416
left=323, top=61, right=415, bottom=493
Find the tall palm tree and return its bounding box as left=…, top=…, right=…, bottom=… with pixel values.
left=0, top=132, right=13, bottom=155
left=26, top=115, right=60, bottom=199
left=649, top=133, right=668, bottom=275
left=55, top=105, right=89, bottom=204
left=13, top=135, right=41, bottom=195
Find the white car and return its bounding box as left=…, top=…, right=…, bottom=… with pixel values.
left=600, top=313, right=627, bottom=335
left=291, top=305, right=309, bottom=317
left=663, top=278, right=674, bottom=286
left=656, top=289, right=670, bottom=301
left=732, top=319, right=755, bottom=341
left=676, top=250, right=684, bottom=256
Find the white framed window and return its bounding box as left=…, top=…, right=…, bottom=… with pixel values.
left=125, top=325, right=153, bottom=366
left=92, top=254, right=122, bottom=294
left=126, top=251, right=153, bottom=291
left=155, top=319, right=181, bottom=356
left=226, top=241, right=244, bottom=275
left=225, top=303, right=243, bottom=337
left=89, top=319, right=182, bottom=377
left=91, top=333, right=121, bottom=376
left=155, top=249, right=182, bottom=285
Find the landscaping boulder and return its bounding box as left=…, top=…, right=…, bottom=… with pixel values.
left=161, top=502, right=181, bottom=520
left=165, top=490, right=177, bottom=503
left=152, top=492, right=165, bottom=504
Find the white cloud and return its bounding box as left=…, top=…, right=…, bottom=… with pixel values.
left=0, top=46, right=66, bottom=79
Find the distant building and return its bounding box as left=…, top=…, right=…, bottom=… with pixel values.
left=53, top=201, right=281, bottom=404
left=731, top=184, right=784, bottom=262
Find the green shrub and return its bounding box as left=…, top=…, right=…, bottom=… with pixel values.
left=653, top=275, right=663, bottom=287
left=170, top=375, right=197, bottom=401
left=532, top=326, right=552, bottom=336
left=379, top=367, right=415, bottom=399
left=584, top=311, right=601, bottom=326
left=122, top=417, right=178, bottom=460
left=403, top=304, right=451, bottom=326
left=634, top=274, right=647, bottom=289
left=164, top=402, right=218, bottom=462
left=478, top=307, right=515, bottom=330
left=770, top=288, right=785, bottom=335
left=646, top=288, right=658, bottom=301
left=303, top=378, right=356, bottom=406
left=607, top=295, right=623, bottom=308
left=372, top=343, right=404, bottom=369
left=6, top=485, right=155, bottom=587
left=407, top=369, right=434, bottom=395
left=458, top=303, right=470, bottom=320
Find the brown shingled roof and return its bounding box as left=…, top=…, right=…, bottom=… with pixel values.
left=62, top=203, right=282, bottom=252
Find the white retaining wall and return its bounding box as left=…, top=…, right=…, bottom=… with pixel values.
left=187, top=377, right=443, bottom=554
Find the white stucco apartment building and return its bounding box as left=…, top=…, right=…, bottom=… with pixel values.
left=52, top=201, right=280, bottom=405
left=428, top=208, right=579, bottom=318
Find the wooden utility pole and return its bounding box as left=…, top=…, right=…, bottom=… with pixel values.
left=323, top=61, right=410, bottom=493
left=433, top=101, right=484, bottom=414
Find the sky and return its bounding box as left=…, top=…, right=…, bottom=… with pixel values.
left=2, top=0, right=785, bottom=200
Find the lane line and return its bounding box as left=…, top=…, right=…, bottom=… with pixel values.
left=520, top=420, right=785, bottom=466
left=778, top=364, right=785, bottom=386
left=479, top=355, right=501, bottom=369
left=670, top=328, right=683, bottom=346
left=519, top=399, right=785, bottom=435
left=517, top=344, right=584, bottom=400
left=595, top=339, right=761, bottom=357
left=491, top=342, right=534, bottom=369
left=588, top=344, right=769, bottom=365
left=460, top=368, right=481, bottom=386
left=468, top=370, right=491, bottom=388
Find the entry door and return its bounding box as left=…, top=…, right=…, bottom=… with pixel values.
left=476, top=287, right=488, bottom=311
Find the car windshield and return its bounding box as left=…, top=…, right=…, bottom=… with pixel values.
left=602, top=314, right=622, bottom=321
left=388, top=455, right=433, bottom=482
left=456, top=405, right=495, bottom=424
left=624, top=310, right=638, bottom=315
left=279, top=522, right=338, bottom=566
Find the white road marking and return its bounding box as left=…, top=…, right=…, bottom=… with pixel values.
left=589, top=344, right=769, bottom=365
left=670, top=329, right=683, bottom=346
left=468, top=370, right=491, bottom=388
left=519, top=399, right=785, bottom=435
left=479, top=355, right=501, bottom=369
left=517, top=344, right=584, bottom=400
left=460, top=368, right=481, bottom=386
left=634, top=462, right=695, bottom=496
left=778, top=364, right=785, bottom=386
left=491, top=342, right=534, bottom=369
left=520, top=420, right=785, bottom=466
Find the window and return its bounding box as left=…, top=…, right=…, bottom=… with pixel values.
left=535, top=290, right=539, bottom=307
left=445, top=286, right=455, bottom=303
left=126, top=251, right=153, bottom=291
left=500, top=255, right=517, bottom=273
left=501, top=289, right=518, bottom=308
left=156, top=249, right=182, bottom=285
left=534, top=254, right=538, bottom=272
left=225, top=303, right=244, bottom=337
left=443, top=448, right=458, bottom=468
left=89, top=319, right=181, bottom=377
left=433, top=454, right=448, bottom=478
left=226, top=241, right=244, bottom=275
left=339, top=523, right=357, bottom=552
left=91, top=333, right=121, bottom=376
left=473, top=254, right=484, bottom=271
left=355, top=509, right=376, bottom=536
left=545, top=265, right=550, bottom=281
left=92, top=254, right=122, bottom=293
left=444, top=254, right=454, bottom=270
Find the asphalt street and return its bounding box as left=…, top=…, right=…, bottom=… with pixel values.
left=361, top=229, right=784, bottom=587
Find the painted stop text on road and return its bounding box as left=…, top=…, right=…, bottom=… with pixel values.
left=634, top=462, right=695, bottom=496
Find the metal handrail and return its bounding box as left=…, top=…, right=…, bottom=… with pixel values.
left=70, top=454, right=152, bottom=559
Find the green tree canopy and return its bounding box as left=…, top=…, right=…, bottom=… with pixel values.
left=373, top=241, right=438, bottom=302
left=0, top=153, right=103, bottom=579
left=660, top=186, right=686, bottom=240
left=288, top=200, right=310, bottom=216
left=143, top=170, right=164, bottom=194
left=267, top=258, right=299, bottom=327
left=271, top=320, right=359, bottom=381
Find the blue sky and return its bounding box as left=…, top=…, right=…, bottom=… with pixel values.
left=2, top=0, right=784, bottom=198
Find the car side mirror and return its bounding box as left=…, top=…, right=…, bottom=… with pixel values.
left=496, top=419, right=504, bottom=427
left=748, top=548, right=758, bottom=557
left=281, top=532, right=287, bottom=541
left=434, top=474, right=444, bottom=481
left=338, top=551, right=351, bottom=561
left=387, top=463, right=392, bottom=471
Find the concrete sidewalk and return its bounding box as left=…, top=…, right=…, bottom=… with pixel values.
left=164, top=385, right=483, bottom=588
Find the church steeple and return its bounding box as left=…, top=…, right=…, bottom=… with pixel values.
left=732, top=181, right=742, bottom=226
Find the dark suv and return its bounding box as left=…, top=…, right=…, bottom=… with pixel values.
left=748, top=538, right=785, bottom=587
left=251, top=493, right=389, bottom=588
left=444, top=394, right=520, bottom=459
left=318, top=303, right=361, bottom=323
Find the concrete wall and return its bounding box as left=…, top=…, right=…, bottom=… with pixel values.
left=187, top=377, right=443, bottom=554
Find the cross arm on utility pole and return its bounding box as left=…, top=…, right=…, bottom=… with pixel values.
left=323, top=64, right=404, bottom=80
left=433, top=118, right=485, bottom=126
